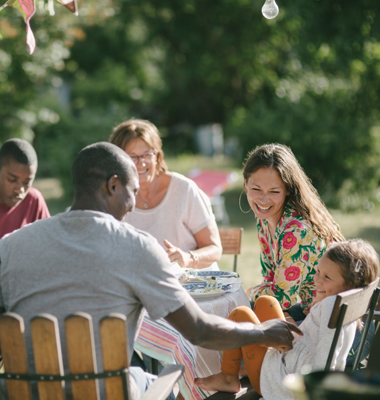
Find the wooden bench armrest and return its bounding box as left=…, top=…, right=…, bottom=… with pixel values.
left=140, top=364, right=184, bottom=400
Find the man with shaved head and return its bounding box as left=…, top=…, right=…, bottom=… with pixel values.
left=0, top=138, right=50, bottom=238
left=0, top=142, right=301, bottom=400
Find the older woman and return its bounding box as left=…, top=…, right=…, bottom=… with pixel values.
left=109, top=119, right=222, bottom=270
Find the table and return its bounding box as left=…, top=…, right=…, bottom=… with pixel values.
left=134, top=287, right=250, bottom=400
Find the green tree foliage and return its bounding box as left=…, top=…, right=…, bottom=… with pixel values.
left=226, top=0, right=380, bottom=208
left=1, top=0, right=380, bottom=208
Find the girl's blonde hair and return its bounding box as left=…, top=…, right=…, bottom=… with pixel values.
left=243, top=143, right=344, bottom=243
left=109, top=119, right=168, bottom=174
left=326, top=239, right=379, bottom=290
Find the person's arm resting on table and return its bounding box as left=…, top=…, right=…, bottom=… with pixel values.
left=164, top=221, right=222, bottom=269
left=164, top=297, right=302, bottom=351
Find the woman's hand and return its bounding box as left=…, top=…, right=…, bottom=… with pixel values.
left=164, top=221, right=222, bottom=269
left=164, top=240, right=193, bottom=268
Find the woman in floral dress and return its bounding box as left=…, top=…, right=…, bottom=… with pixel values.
left=243, top=144, right=344, bottom=323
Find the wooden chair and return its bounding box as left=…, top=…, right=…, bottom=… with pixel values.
left=219, top=228, right=243, bottom=273
left=206, top=278, right=380, bottom=400
left=367, top=322, right=380, bottom=371
left=363, top=285, right=380, bottom=330
left=0, top=312, right=184, bottom=400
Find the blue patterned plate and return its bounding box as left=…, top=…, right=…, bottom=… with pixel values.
left=183, top=282, right=233, bottom=299
left=188, top=270, right=238, bottom=278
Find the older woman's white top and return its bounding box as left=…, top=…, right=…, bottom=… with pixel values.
left=124, top=172, right=219, bottom=271
left=260, top=295, right=356, bottom=400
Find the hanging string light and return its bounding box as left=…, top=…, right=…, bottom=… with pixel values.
left=262, top=0, right=279, bottom=20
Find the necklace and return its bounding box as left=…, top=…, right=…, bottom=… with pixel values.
left=138, top=193, right=150, bottom=209
left=138, top=178, right=159, bottom=209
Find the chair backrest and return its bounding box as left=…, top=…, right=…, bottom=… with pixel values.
left=0, top=312, right=183, bottom=400
left=218, top=228, right=243, bottom=273
left=325, top=277, right=380, bottom=371
left=364, top=285, right=380, bottom=325
left=367, top=324, right=380, bottom=372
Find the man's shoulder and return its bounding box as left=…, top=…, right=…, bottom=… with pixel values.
left=72, top=210, right=159, bottom=246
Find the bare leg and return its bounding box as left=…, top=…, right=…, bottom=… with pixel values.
left=194, top=307, right=254, bottom=393
left=194, top=298, right=285, bottom=395
left=239, top=365, right=248, bottom=377
left=194, top=372, right=241, bottom=393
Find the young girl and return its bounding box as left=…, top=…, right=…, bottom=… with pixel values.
left=195, top=239, right=379, bottom=400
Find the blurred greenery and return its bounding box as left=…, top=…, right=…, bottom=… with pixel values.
left=1, top=0, right=380, bottom=211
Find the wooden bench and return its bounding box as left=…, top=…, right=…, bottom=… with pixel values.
left=0, top=312, right=184, bottom=400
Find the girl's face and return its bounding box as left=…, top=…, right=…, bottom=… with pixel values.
left=124, top=138, right=157, bottom=185
left=245, top=167, right=289, bottom=228
left=314, top=254, right=349, bottom=302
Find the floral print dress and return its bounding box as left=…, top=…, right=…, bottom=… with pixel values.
left=248, top=204, right=326, bottom=311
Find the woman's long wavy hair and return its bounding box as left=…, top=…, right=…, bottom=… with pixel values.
left=243, top=143, right=344, bottom=243
left=109, top=119, right=168, bottom=174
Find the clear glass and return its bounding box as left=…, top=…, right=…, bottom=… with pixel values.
left=262, top=0, right=279, bottom=20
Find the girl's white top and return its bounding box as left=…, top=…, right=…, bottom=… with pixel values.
left=260, top=295, right=356, bottom=400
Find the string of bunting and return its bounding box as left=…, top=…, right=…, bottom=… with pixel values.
left=0, top=0, right=78, bottom=54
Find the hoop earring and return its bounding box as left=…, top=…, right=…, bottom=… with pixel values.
left=239, top=190, right=251, bottom=214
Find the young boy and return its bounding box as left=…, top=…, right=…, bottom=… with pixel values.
left=0, top=139, right=50, bottom=238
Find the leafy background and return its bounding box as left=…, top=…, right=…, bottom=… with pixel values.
left=2, top=0, right=380, bottom=286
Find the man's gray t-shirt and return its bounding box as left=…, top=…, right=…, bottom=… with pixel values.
left=0, top=210, right=190, bottom=365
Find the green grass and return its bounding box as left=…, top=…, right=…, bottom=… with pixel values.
left=35, top=154, right=380, bottom=290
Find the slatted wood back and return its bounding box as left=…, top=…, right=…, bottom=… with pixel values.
left=0, top=312, right=32, bottom=400
left=65, top=312, right=99, bottom=400
left=0, top=312, right=130, bottom=400
left=31, top=314, right=65, bottom=400
left=100, top=314, right=129, bottom=399
left=219, top=228, right=243, bottom=272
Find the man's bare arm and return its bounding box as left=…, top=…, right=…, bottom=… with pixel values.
left=164, top=298, right=302, bottom=351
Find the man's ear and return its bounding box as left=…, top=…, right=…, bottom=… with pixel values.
left=106, top=175, right=119, bottom=195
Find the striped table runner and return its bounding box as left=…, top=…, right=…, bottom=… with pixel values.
left=135, top=287, right=250, bottom=400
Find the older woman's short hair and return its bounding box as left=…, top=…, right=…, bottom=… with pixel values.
left=109, top=119, right=168, bottom=174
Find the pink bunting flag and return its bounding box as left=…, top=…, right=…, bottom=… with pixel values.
left=3, top=0, right=36, bottom=54
left=56, top=0, right=78, bottom=16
